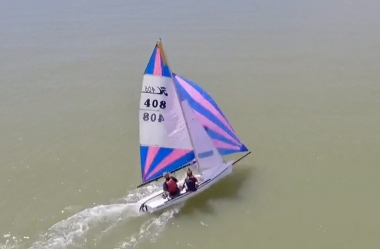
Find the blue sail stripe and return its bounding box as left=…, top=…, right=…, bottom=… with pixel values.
left=143, top=44, right=172, bottom=78
left=175, top=82, right=241, bottom=144
left=206, top=128, right=241, bottom=148
left=173, top=74, right=241, bottom=140
left=145, top=147, right=174, bottom=177
left=161, top=65, right=171, bottom=77
left=175, top=74, right=231, bottom=125
left=140, top=146, right=196, bottom=183
left=149, top=151, right=195, bottom=181
left=217, top=148, right=244, bottom=156
left=174, top=79, right=241, bottom=143
left=198, top=150, right=214, bottom=158
left=144, top=45, right=158, bottom=75
left=139, top=145, right=149, bottom=179
left=144, top=150, right=195, bottom=182
left=173, top=73, right=249, bottom=156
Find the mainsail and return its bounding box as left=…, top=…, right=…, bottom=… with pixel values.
left=173, top=73, right=248, bottom=156
left=139, top=41, right=194, bottom=184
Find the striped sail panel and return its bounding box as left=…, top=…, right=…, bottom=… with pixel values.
left=180, top=99, right=224, bottom=173
left=139, top=41, right=194, bottom=183
left=173, top=73, right=248, bottom=156
left=140, top=146, right=195, bottom=182
left=144, top=42, right=171, bottom=77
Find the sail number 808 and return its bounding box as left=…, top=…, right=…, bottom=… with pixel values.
left=143, top=113, right=164, bottom=122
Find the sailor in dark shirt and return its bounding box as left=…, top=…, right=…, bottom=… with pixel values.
left=182, top=169, right=199, bottom=192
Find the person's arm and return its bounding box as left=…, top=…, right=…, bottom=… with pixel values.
left=182, top=178, right=187, bottom=189
left=163, top=182, right=168, bottom=193
left=194, top=177, right=199, bottom=186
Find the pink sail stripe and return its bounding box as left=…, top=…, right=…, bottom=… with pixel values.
left=211, top=138, right=241, bottom=151
left=193, top=109, right=240, bottom=147
left=153, top=47, right=162, bottom=76
left=144, top=146, right=160, bottom=177
left=175, top=76, right=235, bottom=132
left=145, top=149, right=191, bottom=180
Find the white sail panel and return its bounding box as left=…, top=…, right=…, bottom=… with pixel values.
left=139, top=75, right=192, bottom=150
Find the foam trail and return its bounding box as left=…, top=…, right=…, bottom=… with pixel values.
left=0, top=234, right=23, bottom=249
left=3, top=176, right=184, bottom=249
left=115, top=206, right=181, bottom=249
left=28, top=183, right=163, bottom=249
left=29, top=203, right=140, bottom=249
left=113, top=173, right=187, bottom=248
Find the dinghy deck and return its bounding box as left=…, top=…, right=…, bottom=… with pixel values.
left=138, top=161, right=233, bottom=213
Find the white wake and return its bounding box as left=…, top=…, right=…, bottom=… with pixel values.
left=114, top=207, right=181, bottom=249
left=29, top=203, right=141, bottom=249
left=24, top=183, right=177, bottom=249
left=1, top=170, right=189, bottom=249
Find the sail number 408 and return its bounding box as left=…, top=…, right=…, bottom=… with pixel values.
left=143, top=113, right=164, bottom=122
left=144, top=99, right=166, bottom=109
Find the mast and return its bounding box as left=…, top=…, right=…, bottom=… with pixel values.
left=158, top=39, right=203, bottom=176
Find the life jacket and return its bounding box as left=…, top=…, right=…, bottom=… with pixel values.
left=166, top=178, right=179, bottom=194
left=185, top=177, right=198, bottom=191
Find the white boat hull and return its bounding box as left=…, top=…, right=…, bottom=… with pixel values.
left=137, top=160, right=234, bottom=213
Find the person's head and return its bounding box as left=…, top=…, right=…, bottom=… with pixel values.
left=163, top=172, right=170, bottom=180
left=187, top=170, right=193, bottom=177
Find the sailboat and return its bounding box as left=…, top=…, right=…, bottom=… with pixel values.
left=136, top=40, right=250, bottom=213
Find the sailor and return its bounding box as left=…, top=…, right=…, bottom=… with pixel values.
left=182, top=169, right=199, bottom=192
left=162, top=172, right=181, bottom=199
